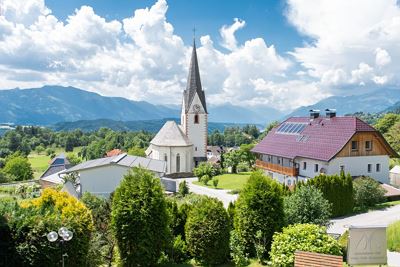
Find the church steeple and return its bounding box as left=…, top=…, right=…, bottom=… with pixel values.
left=183, top=38, right=207, bottom=113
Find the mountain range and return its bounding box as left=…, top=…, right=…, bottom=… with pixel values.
left=1, top=86, right=400, bottom=129
left=286, top=89, right=400, bottom=118
left=0, top=86, right=282, bottom=125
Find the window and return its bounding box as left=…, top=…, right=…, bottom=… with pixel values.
left=194, top=114, right=199, bottom=124
left=164, top=154, right=168, bottom=172
left=287, top=179, right=292, bottom=186
left=314, top=164, right=319, bottom=173
left=195, top=147, right=197, bottom=151
left=278, top=158, right=281, bottom=165
left=367, top=164, right=372, bottom=173
left=365, top=140, right=372, bottom=151
left=176, top=153, right=180, bottom=173
left=303, top=162, right=307, bottom=170
left=268, top=155, right=271, bottom=162
left=376, top=163, right=381, bottom=172
left=340, top=165, right=345, bottom=172
left=351, top=141, right=358, bottom=151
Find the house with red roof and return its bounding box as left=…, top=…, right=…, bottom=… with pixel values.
left=252, top=109, right=398, bottom=185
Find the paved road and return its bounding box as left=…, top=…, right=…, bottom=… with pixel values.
left=328, top=204, right=400, bottom=235
left=179, top=178, right=238, bottom=207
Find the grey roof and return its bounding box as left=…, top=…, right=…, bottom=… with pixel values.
left=150, top=121, right=192, bottom=146
left=183, top=40, right=207, bottom=113
left=40, top=153, right=71, bottom=178
left=61, top=153, right=166, bottom=174
left=40, top=170, right=64, bottom=185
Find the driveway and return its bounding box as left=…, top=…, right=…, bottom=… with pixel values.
left=179, top=178, right=238, bottom=207
left=328, top=204, right=400, bottom=235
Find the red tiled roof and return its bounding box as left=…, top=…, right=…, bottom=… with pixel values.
left=106, top=149, right=123, bottom=157
left=252, top=116, right=378, bottom=162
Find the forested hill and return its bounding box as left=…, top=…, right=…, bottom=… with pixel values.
left=52, top=118, right=260, bottom=133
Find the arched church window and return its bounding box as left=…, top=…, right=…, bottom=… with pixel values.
left=176, top=153, right=180, bottom=173
left=164, top=153, right=168, bottom=172
left=194, top=114, right=199, bottom=124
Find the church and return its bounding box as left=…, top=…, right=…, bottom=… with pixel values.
left=146, top=40, right=208, bottom=175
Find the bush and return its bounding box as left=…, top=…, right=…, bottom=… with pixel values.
left=230, top=230, right=249, bottom=267
left=284, top=186, right=332, bottom=226
left=171, top=235, right=190, bottom=263
left=212, top=177, right=219, bottom=188
left=234, top=171, right=285, bottom=261
left=200, top=174, right=211, bottom=185
left=3, top=155, right=33, bottom=181
left=81, top=192, right=115, bottom=266
left=111, top=167, right=170, bottom=266
left=353, top=176, right=386, bottom=210
left=66, top=152, right=82, bottom=166
left=4, top=188, right=93, bottom=266
left=387, top=221, right=400, bottom=252
left=178, top=180, right=189, bottom=197
left=185, top=196, right=230, bottom=265
left=194, top=162, right=214, bottom=182
left=306, top=173, right=354, bottom=217
left=269, top=224, right=342, bottom=267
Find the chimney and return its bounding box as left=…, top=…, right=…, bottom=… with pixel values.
left=309, top=109, right=320, bottom=119
left=325, top=108, right=336, bottom=118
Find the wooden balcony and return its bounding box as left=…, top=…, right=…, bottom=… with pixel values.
left=255, top=159, right=299, bottom=177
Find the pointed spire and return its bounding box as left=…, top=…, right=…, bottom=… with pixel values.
left=184, top=34, right=207, bottom=113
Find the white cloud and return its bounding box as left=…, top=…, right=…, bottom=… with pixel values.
left=375, top=47, right=391, bottom=67
left=219, top=18, right=246, bottom=51
left=286, top=0, right=400, bottom=89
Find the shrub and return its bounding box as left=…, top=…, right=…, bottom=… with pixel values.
left=127, top=146, right=146, bottom=157
left=200, top=174, right=211, bottom=185
left=353, top=176, right=386, bottom=210
left=284, top=186, right=332, bottom=226
left=387, top=221, right=400, bottom=252
left=234, top=171, right=284, bottom=260
left=307, top=173, right=354, bottom=217
left=178, top=180, right=189, bottom=197
left=269, top=224, right=342, bottom=267
left=81, top=192, right=115, bottom=266
left=111, top=167, right=170, bottom=266
left=212, top=177, right=219, bottom=188
left=230, top=230, right=249, bottom=267
left=171, top=235, right=190, bottom=263
left=66, top=152, right=82, bottom=166
left=3, top=155, right=33, bottom=181
left=194, top=162, right=214, bottom=182
left=185, top=196, right=230, bottom=265
left=5, top=188, right=93, bottom=266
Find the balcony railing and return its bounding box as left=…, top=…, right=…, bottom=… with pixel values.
left=255, top=159, right=299, bottom=177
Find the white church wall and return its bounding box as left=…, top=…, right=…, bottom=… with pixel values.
left=148, top=144, right=193, bottom=174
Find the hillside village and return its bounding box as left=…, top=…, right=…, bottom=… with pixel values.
left=1, top=37, right=400, bottom=267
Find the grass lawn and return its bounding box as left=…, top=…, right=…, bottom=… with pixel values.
left=387, top=220, right=400, bottom=252
left=193, top=172, right=251, bottom=191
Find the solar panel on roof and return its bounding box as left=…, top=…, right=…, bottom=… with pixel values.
left=276, top=122, right=307, bottom=135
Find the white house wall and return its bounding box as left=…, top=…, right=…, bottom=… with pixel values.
left=79, top=164, right=164, bottom=197
left=328, top=155, right=389, bottom=183
left=297, top=157, right=329, bottom=178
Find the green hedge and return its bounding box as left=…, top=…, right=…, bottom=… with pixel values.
left=306, top=173, right=354, bottom=217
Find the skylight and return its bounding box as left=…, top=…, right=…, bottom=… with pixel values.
left=276, top=122, right=307, bottom=134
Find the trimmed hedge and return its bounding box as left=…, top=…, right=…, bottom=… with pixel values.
left=306, top=173, right=354, bottom=217
left=185, top=196, right=230, bottom=265
left=111, top=167, right=170, bottom=266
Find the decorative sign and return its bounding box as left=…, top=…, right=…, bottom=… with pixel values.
left=347, top=225, right=387, bottom=265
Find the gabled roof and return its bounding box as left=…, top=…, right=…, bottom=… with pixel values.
left=61, top=153, right=166, bottom=174
left=252, top=116, right=397, bottom=162
left=150, top=121, right=192, bottom=147
left=183, top=40, right=207, bottom=113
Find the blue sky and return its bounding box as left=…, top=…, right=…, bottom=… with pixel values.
left=0, top=0, right=399, bottom=111
left=45, top=0, right=304, bottom=53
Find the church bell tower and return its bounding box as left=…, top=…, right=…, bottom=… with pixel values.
left=181, top=39, right=208, bottom=167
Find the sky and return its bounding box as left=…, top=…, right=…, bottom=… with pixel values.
left=0, top=0, right=399, bottom=111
